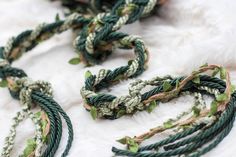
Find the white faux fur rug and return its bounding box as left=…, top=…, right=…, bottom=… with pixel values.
left=0, top=0, right=236, bottom=156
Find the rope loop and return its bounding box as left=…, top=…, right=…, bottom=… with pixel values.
left=1, top=1, right=235, bottom=157
left=17, top=77, right=53, bottom=109
left=74, top=0, right=155, bottom=65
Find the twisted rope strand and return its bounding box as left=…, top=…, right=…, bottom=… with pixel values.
left=0, top=1, right=235, bottom=157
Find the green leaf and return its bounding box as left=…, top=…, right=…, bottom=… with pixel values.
left=97, top=19, right=104, bottom=26
left=116, top=6, right=124, bottom=15
left=216, top=93, right=228, bottom=102
left=34, top=111, right=41, bottom=118
left=27, top=138, right=36, bottom=146
left=85, top=70, right=92, bottom=79
left=55, top=13, right=60, bottom=22
left=231, top=85, right=236, bottom=93
left=117, top=136, right=129, bottom=145
left=209, top=100, right=218, bottom=116
left=117, top=109, right=126, bottom=118
left=163, top=81, right=172, bottom=92
left=68, top=57, right=80, bottom=65
left=192, top=106, right=200, bottom=117
left=127, top=139, right=139, bottom=153
left=114, top=75, right=123, bottom=81
left=212, top=68, right=220, bottom=77
left=175, top=79, right=180, bottom=88
left=22, top=139, right=36, bottom=157
left=220, top=67, right=227, bottom=79
left=42, top=135, right=48, bottom=143
left=128, top=60, right=133, bottom=66
left=0, top=80, right=8, bottom=88
left=147, top=101, right=157, bottom=113
left=192, top=76, right=200, bottom=84
left=127, top=4, right=137, bottom=10
left=90, top=106, right=97, bottom=120
left=164, top=119, right=174, bottom=129
left=192, top=70, right=198, bottom=75
left=129, top=144, right=139, bottom=153
left=181, top=124, right=191, bottom=130
left=42, top=120, right=47, bottom=132
left=200, top=63, right=208, bottom=68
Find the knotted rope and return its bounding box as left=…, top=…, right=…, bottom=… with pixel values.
left=0, top=0, right=235, bottom=157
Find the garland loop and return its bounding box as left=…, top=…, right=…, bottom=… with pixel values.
left=0, top=1, right=235, bottom=157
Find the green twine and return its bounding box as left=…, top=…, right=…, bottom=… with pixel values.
left=0, top=0, right=235, bottom=157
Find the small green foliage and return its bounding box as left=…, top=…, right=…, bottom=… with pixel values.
left=200, top=63, right=208, bottom=68
left=34, top=111, right=50, bottom=142
left=117, top=136, right=130, bottom=145
left=163, top=81, right=172, bottom=92
left=90, top=106, right=97, bottom=120
left=96, top=19, right=104, bottom=26
left=147, top=101, right=158, bottom=113
left=231, top=85, right=236, bottom=93
left=127, top=138, right=139, bottom=153
left=22, top=139, right=36, bottom=157
left=175, top=79, right=180, bottom=88
left=42, top=120, right=47, bottom=133
left=85, top=70, right=92, bottom=79
left=117, top=137, right=139, bottom=152
left=181, top=124, right=191, bottom=130
left=220, top=67, right=227, bottom=79
left=212, top=68, right=220, bottom=77
left=209, top=100, right=218, bottom=116
left=192, top=76, right=200, bottom=84
left=117, top=4, right=137, bottom=16
left=216, top=93, right=228, bottom=102
left=117, top=109, right=126, bottom=118
left=212, top=67, right=227, bottom=80
left=55, top=13, right=60, bottom=22
left=128, top=60, right=133, bottom=66
left=127, top=4, right=137, bottom=10
left=164, top=119, right=174, bottom=129
left=192, top=106, right=200, bottom=117
left=114, top=75, right=123, bottom=81
left=144, top=53, right=148, bottom=61
left=117, top=7, right=124, bottom=16
left=34, top=111, right=41, bottom=118
left=0, top=80, right=8, bottom=88
left=68, top=57, right=80, bottom=65
left=191, top=70, right=198, bottom=75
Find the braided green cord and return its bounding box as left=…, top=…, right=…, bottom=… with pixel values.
left=32, top=93, right=63, bottom=157
left=112, top=77, right=235, bottom=156
left=137, top=124, right=205, bottom=152
left=189, top=110, right=235, bottom=157
left=0, top=1, right=163, bottom=155
left=34, top=92, right=74, bottom=157
left=31, top=96, right=57, bottom=156
left=164, top=104, right=234, bottom=151
left=0, top=0, right=235, bottom=157
left=112, top=97, right=235, bottom=157
left=0, top=12, right=90, bottom=157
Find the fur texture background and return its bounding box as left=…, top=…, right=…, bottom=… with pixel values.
left=0, top=0, right=236, bottom=156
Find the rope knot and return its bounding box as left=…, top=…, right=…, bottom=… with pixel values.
left=73, top=0, right=155, bottom=65
left=124, top=95, right=143, bottom=113
left=16, top=77, right=53, bottom=109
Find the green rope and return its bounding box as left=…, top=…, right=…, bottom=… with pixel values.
left=0, top=0, right=235, bottom=157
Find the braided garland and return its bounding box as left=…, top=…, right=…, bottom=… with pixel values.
left=0, top=0, right=235, bottom=157
left=0, top=13, right=88, bottom=157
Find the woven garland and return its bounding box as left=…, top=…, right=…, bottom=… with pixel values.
left=0, top=0, right=235, bottom=157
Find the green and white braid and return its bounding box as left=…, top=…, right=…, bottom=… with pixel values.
left=1, top=78, right=52, bottom=157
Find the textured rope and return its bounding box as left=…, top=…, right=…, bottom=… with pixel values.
left=0, top=1, right=235, bottom=157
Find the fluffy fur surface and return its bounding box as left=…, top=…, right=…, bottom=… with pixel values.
left=0, top=0, right=236, bottom=156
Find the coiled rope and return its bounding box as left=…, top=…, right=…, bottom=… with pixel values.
left=0, top=0, right=235, bottom=157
